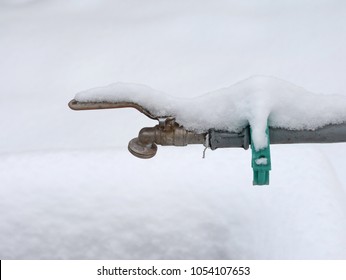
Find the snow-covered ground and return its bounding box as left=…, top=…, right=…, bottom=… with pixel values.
left=1, top=0, right=346, bottom=259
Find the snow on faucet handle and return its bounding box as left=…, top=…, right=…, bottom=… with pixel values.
left=73, top=76, right=346, bottom=150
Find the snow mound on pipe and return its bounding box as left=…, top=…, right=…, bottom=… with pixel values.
left=75, top=76, right=346, bottom=150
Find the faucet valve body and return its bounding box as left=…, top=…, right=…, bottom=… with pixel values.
left=128, top=119, right=206, bottom=158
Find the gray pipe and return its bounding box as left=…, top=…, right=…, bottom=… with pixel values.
left=270, top=123, right=346, bottom=144
left=208, top=122, right=346, bottom=150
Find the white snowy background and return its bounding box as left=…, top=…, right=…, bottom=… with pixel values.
left=1, top=0, right=346, bottom=259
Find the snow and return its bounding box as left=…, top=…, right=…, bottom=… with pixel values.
left=1, top=147, right=346, bottom=259
left=75, top=76, right=346, bottom=150
left=255, top=157, right=268, bottom=165
left=1, top=0, right=346, bottom=259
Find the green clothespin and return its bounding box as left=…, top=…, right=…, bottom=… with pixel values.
left=250, top=125, right=271, bottom=185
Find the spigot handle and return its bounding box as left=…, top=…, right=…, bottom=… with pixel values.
left=68, top=99, right=170, bottom=120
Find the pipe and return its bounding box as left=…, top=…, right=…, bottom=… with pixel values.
left=208, top=123, right=346, bottom=150
left=270, top=123, right=346, bottom=144
left=128, top=122, right=346, bottom=158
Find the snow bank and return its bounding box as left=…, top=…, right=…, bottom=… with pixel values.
left=1, top=146, right=346, bottom=259
left=75, top=76, right=346, bottom=150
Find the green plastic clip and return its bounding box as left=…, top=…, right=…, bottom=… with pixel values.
left=250, top=125, right=271, bottom=185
